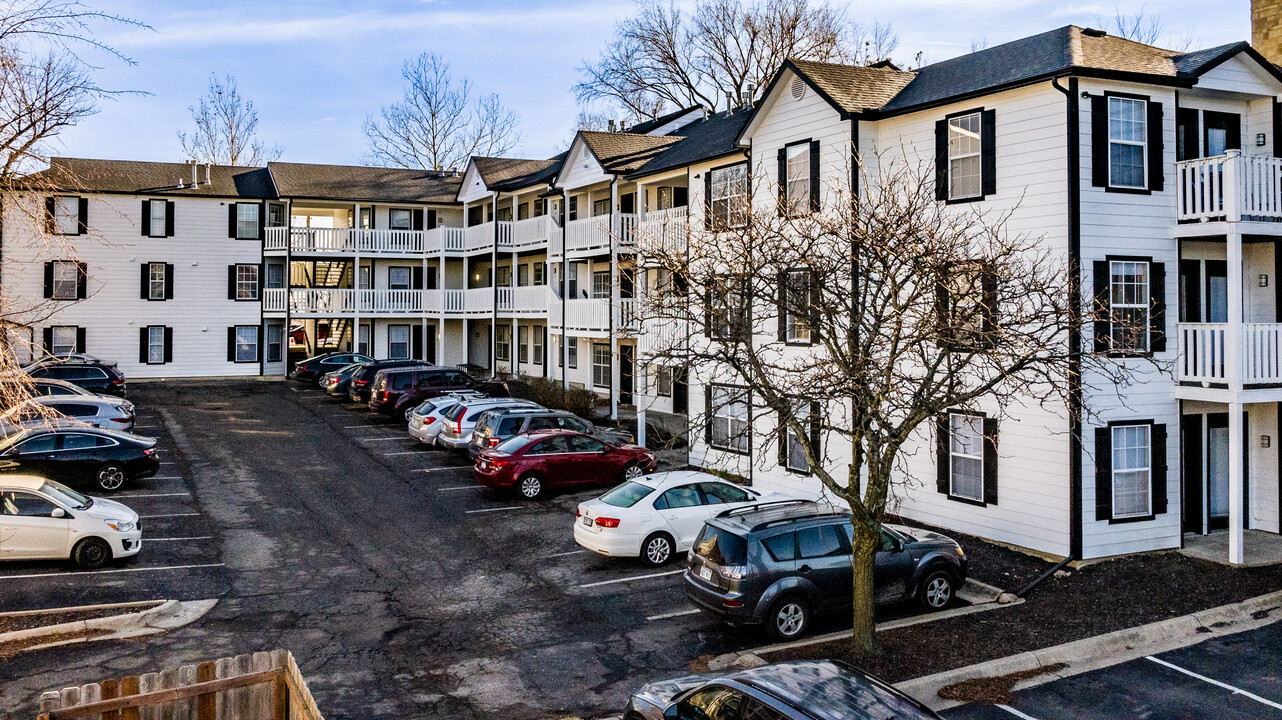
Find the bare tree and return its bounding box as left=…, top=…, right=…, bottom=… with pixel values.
left=576, top=0, right=879, bottom=120
left=177, top=74, right=281, bottom=166
left=634, top=157, right=1141, bottom=654
left=1100, top=4, right=1195, bottom=51
left=363, top=53, right=523, bottom=172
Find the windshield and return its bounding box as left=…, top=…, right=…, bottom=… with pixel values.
left=600, top=481, right=654, bottom=508
left=494, top=434, right=532, bottom=454
left=41, top=480, right=92, bottom=510
left=693, top=525, right=747, bottom=566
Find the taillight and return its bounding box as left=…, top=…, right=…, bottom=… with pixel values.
left=381, top=391, right=389, bottom=401
left=489, top=459, right=508, bottom=469
left=142, top=448, right=156, bottom=457
left=575, top=507, right=581, bottom=517
left=110, top=417, right=130, bottom=423
left=424, top=417, right=436, bottom=425
left=595, top=517, right=620, bottom=528
left=489, top=438, right=500, bottom=447
left=111, top=378, right=124, bottom=386
left=722, top=598, right=745, bottom=608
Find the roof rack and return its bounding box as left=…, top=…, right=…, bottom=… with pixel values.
left=716, top=499, right=812, bottom=518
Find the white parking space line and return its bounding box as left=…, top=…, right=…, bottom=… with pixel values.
left=140, top=512, right=201, bottom=518
left=465, top=506, right=523, bottom=514
left=147, top=476, right=185, bottom=480
left=0, top=563, right=225, bottom=580
left=359, top=437, right=411, bottom=442
left=382, top=450, right=427, bottom=456
left=578, top=569, right=684, bottom=589
left=646, top=608, right=700, bottom=621
left=411, top=466, right=469, bottom=473
left=147, top=536, right=213, bottom=542
left=438, top=486, right=482, bottom=492
left=133, top=425, right=157, bottom=429
left=116, top=492, right=190, bottom=498
left=159, top=462, right=179, bottom=466
left=549, top=549, right=587, bottom=558
left=995, top=705, right=1042, bottom=720
left=343, top=424, right=381, bottom=428
left=1145, top=656, right=1282, bottom=710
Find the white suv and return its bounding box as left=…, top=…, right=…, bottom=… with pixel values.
left=0, top=475, right=142, bottom=569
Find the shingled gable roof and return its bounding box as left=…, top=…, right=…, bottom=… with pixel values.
left=267, top=162, right=462, bottom=204
left=471, top=154, right=565, bottom=192
left=577, top=131, right=684, bottom=174
left=626, top=108, right=752, bottom=180
left=24, top=157, right=275, bottom=198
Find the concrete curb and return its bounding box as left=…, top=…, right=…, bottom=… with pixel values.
left=895, top=589, right=1282, bottom=711
left=0, top=599, right=218, bottom=656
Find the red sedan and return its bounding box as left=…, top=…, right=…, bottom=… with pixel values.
left=474, top=430, right=656, bottom=499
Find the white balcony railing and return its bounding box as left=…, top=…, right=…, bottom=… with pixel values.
left=636, top=206, right=689, bottom=257
left=426, top=226, right=466, bottom=253
left=358, top=289, right=422, bottom=313
left=1178, top=322, right=1282, bottom=385
left=564, top=213, right=637, bottom=254
left=564, top=298, right=639, bottom=333
left=466, top=222, right=495, bottom=252
left=506, top=215, right=553, bottom=250
left=465, top=287, right=493, bottom=314
left=263, top=288, right=286, bottom=312
left=512, top=285, right=550, bottom=313
left=264, top=227, right=427, bottom=255
left=1177, top=151, right=1282, bottom=223
left=441, top=289, right=464, bottom=313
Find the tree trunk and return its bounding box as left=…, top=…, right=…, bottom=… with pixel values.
left=849, top=516, right=879, bottom=656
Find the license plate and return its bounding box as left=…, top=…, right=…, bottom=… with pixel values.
left=699, top=566, right=713, bottom=582
left=581, top=516, right=592, bottom=527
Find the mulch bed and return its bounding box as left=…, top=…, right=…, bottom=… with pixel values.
left=888, top=515, right=1058, bottom=592
left=0, top=604, right=155, bottom=635
left=766, top=549, right=1282, bottom=686
left=0, top=628, right=114, bottom=659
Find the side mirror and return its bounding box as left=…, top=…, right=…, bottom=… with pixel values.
left=663, top=705, right=682, bottom=720
left=50, top=507, right=65, bottom=519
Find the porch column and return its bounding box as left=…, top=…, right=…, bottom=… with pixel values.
left=562, top=189, right=570, bottom=393
left=1229, top=402, right=1245, bottom=565
left=636, top=264, right=647, bottom=448
left=353, top=248, right=361, bottom=355
left=610, top=177, right=620, bottom=421
left=1227, top=154, right=1245, bottom=566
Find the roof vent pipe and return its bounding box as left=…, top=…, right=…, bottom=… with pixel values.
left=191, top=161, right=198, bottom=188
left=205, top=163, right=211, bottom=185
left=725, top=91, right=734, bottom=113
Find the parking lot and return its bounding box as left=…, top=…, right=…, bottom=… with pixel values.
left=2, top=378, right=955, bottom=720
left=942, top=624, right=1282, bottom=719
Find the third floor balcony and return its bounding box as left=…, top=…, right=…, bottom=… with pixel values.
left=1176, top=151, right=1282, bottom=229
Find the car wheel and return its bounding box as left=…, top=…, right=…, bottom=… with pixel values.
left=621, top=462, right=645, bottom=481
left=918, top=569, right=955, bottom=611
left=72, top=537, right=112, bottom=570
left=96, top=464, right=127, bottom=491
left=641, top=532, right=675, bottom=567
left=766, top=595, right=811, bottom=641
left=517, top=473, right=543, bottom=500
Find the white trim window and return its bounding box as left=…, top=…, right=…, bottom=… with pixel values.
left=267, top=264, right=285, bottom=289
left=266, top=324, right=284, bottom=363
left=236, top=264, right=259, bottom=301
left=1108, top=97, right=1147, bottom=189
left=149, top=201, right=167, bottom=238
left=785, top=400, right=812, bottom=473
left=532, top=327, right=543, bottom=365
left=52, top=197, right=79, bottom=235
left=389, top=208, right=412, bottom=230
left=51, top=326, right=77, bottom=355
left=785, top=269, right=811, bottom=344
left=592, top=343, right=610, bottom=388
left=1109, top=260, right=1149, bottom=352
left=357, top=324, right=370, bottom=357
left=51, top=260, right=78, bottom=300
left=592, top=270, right=610, bottom=299
left=236, top=203, right=260, bottom=239
left=388, top=324, right=410, bottom=360
left=146, top=326, right=165, bottom=364
left=949, top=413, right=985, bottom=502
left=710, top=385, right=749, bottom=454
left=567, top=337, right=578, bottom=368
left=592, top=198, right=610, bottom=217
left=785, top=144, right=810, bottom=212
left=518, top=264, right=529, bottom=287
left=948, top=112, right=983, bottom=200
left=496, top=324, right=511, bottom=362
left=148, top=263, right=166, bottom=300
left=1112, top=424, right=1152, bottom=518
left=388, top=266, right=411, bottom=291
left=234, top=326, right=259, bottom=363
left=518, top=325, right=529, bottom=364
left=655, top=366, right=673, bottom=397
left=709, top=163, right=749, bottom=229
left=533, top=262, right=545, bottom=286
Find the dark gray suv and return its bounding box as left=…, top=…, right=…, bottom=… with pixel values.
left=683, top=501, right=967, bottom=641
left=468, top=408, right=634, bottom=459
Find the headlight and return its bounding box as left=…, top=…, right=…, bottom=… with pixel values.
left=107, top=520, right=136, bottom=533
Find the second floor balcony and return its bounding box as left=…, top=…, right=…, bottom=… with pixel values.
left=1177, top=322, right=1282, bottom=388
left=563, top=298, right=639, bottom=334
left=265, top=227, right=425, bottom=255
left=1176, top=150, right=1282, bottom=226
left=563, top=214, right=637, bottom=256
left=635, top=206, right=689, bottom=261
left=263, top=287, right=498, bottom=316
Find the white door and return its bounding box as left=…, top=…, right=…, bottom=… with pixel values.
left=0, top=492, right=69, bottom=559
left=1208, top=425, right=1230, bottom=522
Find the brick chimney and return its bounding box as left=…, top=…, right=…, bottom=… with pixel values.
left=1254, top=0, right=1282, bottom=63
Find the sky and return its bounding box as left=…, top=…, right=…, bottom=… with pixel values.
left=53, top=0, right=1253, bottom=167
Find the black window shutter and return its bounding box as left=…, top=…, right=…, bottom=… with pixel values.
left=704, top=286, right=713, bottom=338
left=1274, top=99, right=1282, bottom=158
left=777, top=147, right=787, bottom=212
left=1146, top=101, right=1164, bottom=192
left=140, top=264, right=149, bottom=299
left=809, top=140, right=821, bottom=212
left=704, top=173, right=713, bottom=230
left=934, top=119, right=949, bottom=201
left=139, top=327, right=148, bottom=363
left=228, top=265, right=237, bottom=300
left=227, top=327, right=236, bottom=362
left=1091, top=96, right=1108, bottom=187
left=43, top=261, right=53, bottom=298
left=76, top=197, right=88, bottom=235
left=1095, top=426, right=1113, bottom=521
left=1152, top=423, right=1168, bottom=514
left=228, top=204, right=238, bottom=238
left=412, top=266, right=424, bottom=290
left=936, top=414, right=950, bottom=493
left=411, top=209, right=424, bottom=231
left=75, top=262, right=87, bottom=299
left=44, top=196, right=55, bottom=234
left=165, top=201, right=175, bottom=237
left=42, top=327, right=53, bottom=353
left=704, top=386, right=714, bottom=445
left=935, top=267, right=951, bottom=342
left=809, top=401, right=822, bottom=466
left=257, top=202, right=265, bottom=238
left=1149, top=261, right=1166, bottom=352
left=75, top=326, right=85, bottom=353
left=982, top=266, right=999, bottom=344
left=256, top=329, right=263, bottom=363
left=981, top=109, right=997, bottom=197
left=1093, top=261, right=1110, bottom=353
left=165, top=263, right=175, bottom=299
left=808, top=271, right=820, bottom=345
left=163, top=327, right=173, bottom=363
left=141, top=200, right=151, bottom=236
left=777, top=409, right=788, bottom=467
left=776, top=270, right=787, bottom=341
left=983, top=416, right=999, bottom=505
left=257, top=262, right=264, bottom=298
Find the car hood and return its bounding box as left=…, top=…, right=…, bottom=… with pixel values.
left=82, top=497, right=138, bottom=523
left=886, top=523, right=955, bottom=546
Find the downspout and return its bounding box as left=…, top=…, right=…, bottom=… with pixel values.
left=1052, top=76, right=1083, bottom=562
left=491, top=192, right=499, bottom=379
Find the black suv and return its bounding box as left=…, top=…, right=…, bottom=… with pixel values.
left=368, top=366, right=476, bottom=416
left=468, top=408, right=634, bottom=459
left=347, top=359, right=433, bottom=403
left=26, top=363, right=127, bottom=397
left=684, top=501, right=967, bottom=641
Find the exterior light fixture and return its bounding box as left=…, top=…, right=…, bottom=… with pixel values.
left=1261, top=275, right=1270, bottom=288
left=1262, top=435, right=1271, bottom=448
left=1257, top=133, right=1268, bottom=147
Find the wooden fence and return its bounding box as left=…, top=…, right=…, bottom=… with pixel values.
left=36, top=650, right=323, bottom=720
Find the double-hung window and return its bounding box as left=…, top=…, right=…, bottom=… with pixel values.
left=236, top=204, right=260, bottom=239
left=785, top=144, right=811, bottom=212
left=52, top=197, right=79, bottom=235
left=146, top=326, right=165, bottom=364
left=949, top=413, right=985, bottom=502
left=389, top=209, right=412, bottom=230
left=708, top=274, right=749, bottom=341
left=1108, top=97, right=1147, bottom=189
left=708, top=163, right=749, bottom=229
left=709, top=385, right=749, bottom=454
left=1109, top=260, right=1149, bottom=352
left=948, top=113, right=983, bottom=200
left=496, top=325, right=511, bottom=362
left=518, top=264, right=529, bottom=287
left=388, top=266, right=411, bottom=291
left=388, top=325, right=410, bottom=360
left=533, top=262, right=545, bottom=286
left=518, top=326, right=529, bottom=364
left=592, top=270, right=610, bottom=299
left=532, top=328, right=543, bottom=365
left=1111, top=424, right=1151, bottom=518
left=592, top=343, right=610, bottom=388
left=592, top=198, right=610, bottom=216
left=235, top=264, right=259, bottom=301
left=567, top=337, right=578, bottom=368
left=268, top=203, right=286, bottom=228
left=149, top=201, right=168, bottom=238
left=783, top=269, right=812, bottom=344
left=148, top=263, right=166, bottom=300
left=266, top=324, right=283, bottom=363
left=784, top=400, right=813, bottom=473
left=50, top=326, right=78, bottom=355
left=233, top=326, right=259, bottom=363
left=51, top=261, right=79, bottom=300
left=655, top=366, right=672, bottom=397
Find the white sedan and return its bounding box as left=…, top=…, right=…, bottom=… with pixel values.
left=574, top=470, right=787, bottom=566
left=0, top=475, right=142, bottom=569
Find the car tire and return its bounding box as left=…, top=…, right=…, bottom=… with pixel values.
left=96, top=463, right=127, bottom=491
left=918, top=569, right=955, bottom=611
left=641, top=532, right=675, bottom=567
left=517, top=473, right=544, bottom=500
left=620, top=462, right=645, bottom=482
left=766, top=595, right=811, bottom=641
left=72, top=537, right=112, bottom=570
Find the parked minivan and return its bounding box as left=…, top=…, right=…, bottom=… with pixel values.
left=368, top=367, right=476, bottom=416
left=683, top=501, right=968, bottom=641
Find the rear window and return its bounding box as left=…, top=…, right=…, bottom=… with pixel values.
left=693, top=525, right=747, bottom=566
left=600, top=481, right=654, bottom=508
left=413, top=401, right=437, bottom=416
left=444, top=404, right=467, bottom=421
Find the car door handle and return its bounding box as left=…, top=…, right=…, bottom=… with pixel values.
left=798, top=564, right=811, bottom=573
